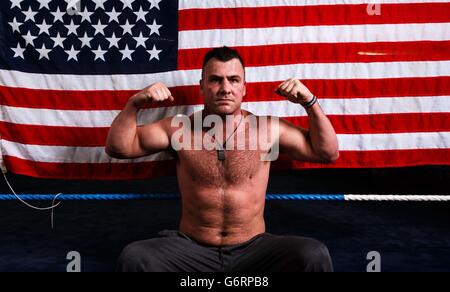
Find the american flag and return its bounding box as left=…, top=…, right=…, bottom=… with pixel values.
left=0, top=0, right=449, bottom=180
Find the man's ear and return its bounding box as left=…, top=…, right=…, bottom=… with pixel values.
left=243, top=81, right=247, bottom=97
left=199, top=79, right=204, bottom=95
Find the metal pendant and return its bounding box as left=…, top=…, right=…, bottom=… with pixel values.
left=217, top=150, right=226, bottom=161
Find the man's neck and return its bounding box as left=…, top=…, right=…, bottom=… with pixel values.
left=201, top=109, right=244, bottom=130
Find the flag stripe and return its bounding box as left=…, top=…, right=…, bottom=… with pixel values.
left=178, top=41, right=450, bottom=70
left=286, top=113, right=450, bottom=135
left=2, top=156, right=176, bottom=180
left=274, top=149, right=450, bottom=170
left=5, top=149, right=450, bottom=180
left=2, top=77, right=449, bottom=110
left=0, top=140, right=172, bottom=163
left=179, top=0, right=447, bottom=10
left=179, top=3, right=450, bottom=31
left=3, top=96, right=449, bottom=127
left=1, top=0, right=449, bottom=178
left=2, top=132, right=450, bottom=165
left=2, top=113, right=449, bottom=147
left=179, top=23, right=450, bottom=49
left=2, top=61, right=449, bottom=91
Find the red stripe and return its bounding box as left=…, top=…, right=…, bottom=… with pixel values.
left=0, top=122, right=109, bottom=146
left=3, top=156, right=176, bottom=180
left=272, top=149, right=450, bottom=170
left=179, top=3, right=450, bottom=31
left=5, top=149, right=450, bottom=180
left=178, top=41, right=450, bottom=70
left=0, top=86, right=136, bottom=110
left=2, top=77, right=449, bottom=110
left=1, top=113, right=449, bottom=146
left=284, top=113, right=450, bottom=135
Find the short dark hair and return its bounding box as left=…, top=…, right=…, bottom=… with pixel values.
left=202, top=46, right=245, bottom=70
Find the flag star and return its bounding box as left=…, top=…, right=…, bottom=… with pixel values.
left=92, top=20, right=107, bottom=35
left=23, top=7, right=38, bottom=22
left=106, top=7, right=121, bottom=23
left=121, top=0, right=135, bottom=10
left=22, top=31, right=37, bottom=46
left=148, top=45, right=162, bottom=61
left=36, top=44, right=51, bottom=60
left=133, top=32, right=146, bottom=48
left=149, top=0, right=162, bottom=10
left=65, top=45, right=80, bottom=61
left=65, top=19, right=79, bottom=36
left=51, top=32, right=65, bottom=49
left=121, top=20, right=134, bottom=35
left=51, top=7, right=65, bottom=23
left=37, top=0, right=52, bottom=9
left=106, top=32, right=120, bottom=48
left=79, top=32, right=93, bottom=48
left=92, top=0, right=107, bottom=10
left=78, top=8, right=93, bottom=23
left=148, top=19, right=162, bottom=36
left=119, top=44, right=133, bottom=61
left=10, top=0, right=24, bottom=9
left=92, top=45, right=107, bottom=61
left=134, top=7, right=148, bottom=22
left=11, top=43, right=26, bottom=59
left=36, top=19, right=51, bottom=35
left=8, top=17, right=23, bottom=33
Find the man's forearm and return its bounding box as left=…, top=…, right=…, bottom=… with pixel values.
left=305, top=102, right=339, bottom=162
left=105, top=99, right=140, bottom=158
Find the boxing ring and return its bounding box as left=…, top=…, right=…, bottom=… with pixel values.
left=1, top=193, right=450, bottom=202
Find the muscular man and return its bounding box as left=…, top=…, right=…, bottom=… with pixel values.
left=106, top=47, right=339, bottom=272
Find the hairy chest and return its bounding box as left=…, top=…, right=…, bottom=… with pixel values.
left=177, top=149, right=266, bottom=186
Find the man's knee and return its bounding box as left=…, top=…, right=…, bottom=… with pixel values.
left=288, top=237, right=333, bottom=272
left=116, top=240, right=164, bottom=272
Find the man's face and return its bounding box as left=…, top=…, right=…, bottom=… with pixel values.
left=200, top=58, right=246, bottom=116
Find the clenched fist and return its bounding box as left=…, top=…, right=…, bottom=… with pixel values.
left=130, top=82, right=174, bottom=108
left=275, top=78, right=314, bottom=105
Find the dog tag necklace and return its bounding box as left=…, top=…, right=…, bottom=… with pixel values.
left=215, top=112, right=243, bottom=161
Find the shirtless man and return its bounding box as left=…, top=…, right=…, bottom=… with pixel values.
left=106, top=47, right=339, bottom=272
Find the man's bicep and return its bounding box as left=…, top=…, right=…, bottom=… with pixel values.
left=135, top=118, right=172, bottom=156
left=278, top=119, right=321, bottom=162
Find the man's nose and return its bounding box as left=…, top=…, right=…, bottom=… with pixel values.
left=219, top=80, right=232, bottom=95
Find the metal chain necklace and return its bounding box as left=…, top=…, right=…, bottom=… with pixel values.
left=214, top=111, right=244, bottom=161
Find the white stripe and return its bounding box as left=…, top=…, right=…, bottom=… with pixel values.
left=345, top=195, right=450, bottom=201
left=1, top=132, right=449, bottom=163
left=179, top=23, right=450, bottom=49
left=1, top=60, right=449, bottom=91
left=338, top=132, right=450, bottom=151
left=0, top=105, right=204, bottom=127
left=2, top=96, right=448, bottom=127
left=245, top=96, right=450, bottom=117
left=0, top=140, right=173, bottom=164
left=180, top=0, right=445, bottom=9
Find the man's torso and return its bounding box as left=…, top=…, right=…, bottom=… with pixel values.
left=168, top=111, right=275, bottom=246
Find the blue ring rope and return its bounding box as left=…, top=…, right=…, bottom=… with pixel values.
left=0, top=193, right=346, bottom=201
